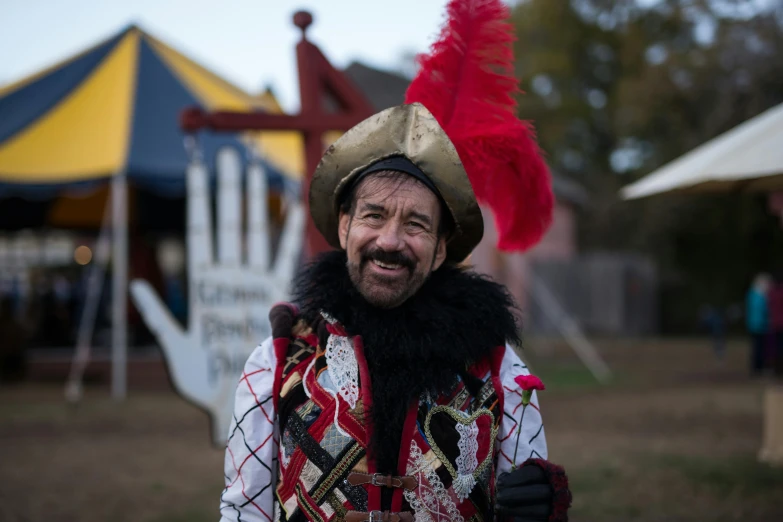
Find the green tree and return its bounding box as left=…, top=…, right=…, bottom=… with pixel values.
left=510, top=0, right=783, bottom=331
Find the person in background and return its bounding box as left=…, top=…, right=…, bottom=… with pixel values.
left=746, top=273, right=772, bottom=376
left=767, top=271, right=783, bottom=377
left=699, top=304, right=726, bottom=360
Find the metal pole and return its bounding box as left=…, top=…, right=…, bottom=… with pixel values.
left=529, top=272, right=612, bottom=383
left=64, top=198, right=113, bottom=402
left=111, top=172, right=128, bottom=400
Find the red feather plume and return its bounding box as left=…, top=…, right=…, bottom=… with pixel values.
left=405, top=0, right=553, bottom=252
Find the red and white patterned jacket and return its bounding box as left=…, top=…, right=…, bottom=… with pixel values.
left=219, top=311, right=546, bottom=522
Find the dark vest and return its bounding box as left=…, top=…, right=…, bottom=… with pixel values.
left=272, top=311, right=506, bottom=522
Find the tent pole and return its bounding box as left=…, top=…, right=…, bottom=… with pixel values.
left=64, top=196, right=113, bottom=402
left=111, top=171, right=128, bottom=400
left=528, top=271, right=612, bottom=384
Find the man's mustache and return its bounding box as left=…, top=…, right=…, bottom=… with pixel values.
left=360, top=247, right=415, bottom=271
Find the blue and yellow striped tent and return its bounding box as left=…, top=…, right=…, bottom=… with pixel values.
left=0, top=24, right=301, bottom=196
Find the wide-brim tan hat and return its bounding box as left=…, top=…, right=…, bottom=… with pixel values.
left=309, top=102, right=484, bottom=262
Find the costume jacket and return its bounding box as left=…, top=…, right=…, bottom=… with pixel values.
left=220, top=254, right=550, bottom=522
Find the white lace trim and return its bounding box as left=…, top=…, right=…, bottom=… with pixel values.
left=404, top=441, right=464, bottom=522
left=453, top=421, right=480, bottom=501
left=325, top=332, right=359, bottom=409
left=318, top=312, right=359, bottom=439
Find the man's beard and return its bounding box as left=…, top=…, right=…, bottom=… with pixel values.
left=347, top=245, right=430, bottom=308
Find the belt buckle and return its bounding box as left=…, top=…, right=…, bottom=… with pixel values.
left=369, top=510, right=384, bottom=522
left=370, top=473, right=386, bottom=487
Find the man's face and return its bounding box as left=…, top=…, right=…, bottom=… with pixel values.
left=338, top=173, right=448, bottom=308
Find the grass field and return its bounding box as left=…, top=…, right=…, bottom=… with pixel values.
left=1, top=337, right=781, bottom=522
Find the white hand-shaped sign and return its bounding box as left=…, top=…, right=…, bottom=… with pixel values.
left=130, top=148, right=304, bottom=445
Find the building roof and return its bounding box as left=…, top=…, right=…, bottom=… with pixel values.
left=344, top=61, right=410, bottom=112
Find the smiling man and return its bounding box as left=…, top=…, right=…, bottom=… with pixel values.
left=219, top=103, right=572, bottom=522
left=220, top=0, right=572, bottom=519
left=338, top=167, right=448, bottom=309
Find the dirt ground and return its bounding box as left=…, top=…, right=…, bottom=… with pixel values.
left=1, top=337, right=782, bottom=522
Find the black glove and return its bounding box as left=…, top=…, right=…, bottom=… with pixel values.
left=495, top=465, right=553, bottom=522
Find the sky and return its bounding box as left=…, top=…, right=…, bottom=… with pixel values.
left=0, top=0, right=454, bottom=112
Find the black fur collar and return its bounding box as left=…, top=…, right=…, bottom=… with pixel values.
left=292, top=250, right=520, bottom=472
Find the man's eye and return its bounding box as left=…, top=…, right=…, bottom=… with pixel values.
left=366, top=213, right=382, bottom=220
left=408, top=222, right=424, bottom=229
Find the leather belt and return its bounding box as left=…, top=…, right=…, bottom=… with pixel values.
left=346, top=472, right=418, bottom=491
left=344, top=510, right=414, bottom=522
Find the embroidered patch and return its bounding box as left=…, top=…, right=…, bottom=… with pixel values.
left=281, top=428, right=296, bottom=467
left=312, top=442, right=367, bottom=509
left=295, top=399, right=320, bottom=426
left=321, top=423, right=351, bottom=459
left=301, top=459, right=323, bottom=490
left=296, top=483, right=326, bottom=522
left=320, top=500, right=335, bottom=519
left=284, top=338, right=316, bottom=377
left=326, top=492, right=348, bottom=519
left=284, top=412, right=368, bottom=511
left=449, top=387, right=471, bottom=411
left=282, top=493, right=298, bottom=518
left=424, top=406, right=496, bottom=502
left=404, top=440, right=464, bottom=522
left=280, top=371, right=304, bottom=398
left=473, top=378, right=497, bottom=411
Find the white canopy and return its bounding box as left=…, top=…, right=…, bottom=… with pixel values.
left=621, top=102, right=783, bottom=200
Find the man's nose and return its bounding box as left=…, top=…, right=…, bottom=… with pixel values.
left=375, top=222, right=405, bottom=251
